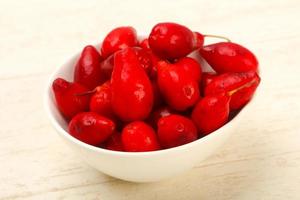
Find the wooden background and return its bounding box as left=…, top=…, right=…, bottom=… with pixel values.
left=0, top=0, right=299, bottom=199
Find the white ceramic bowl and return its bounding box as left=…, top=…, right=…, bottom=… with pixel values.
left=44, top=41, right=253, bottom=183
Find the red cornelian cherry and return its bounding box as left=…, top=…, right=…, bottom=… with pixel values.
left=52, top=78, right=90, bottom=120
left=157, top=60, right=200, bottom=111
left=199, top=42, right=259, bottom=73
left=157, top=114, right=198, bottom=148
left=99, top=53, right=114, bottom=81
left=201, top=72, right=217, bottom=95
left=99, top=47, right=153, bottom=79
left=101, top=26, right=138, bottom=59
left=147, top=106, right=174, bottom=128
left=204, top=71, right=260, bottom=110
left=111, top=48, right=153, bottom=122
left=105, top=131, right=124, bottom=151
left=139, top=40, right=160, bottom=79
left=176, top=57, right=202, bottom=82
left=69, top=112, right=115, bottom=146
left=132, top=47, right=152, bottom=75
left=89, top=81, right=115, bottom=119
left=151, top=80, right=163, bottom=108
left=121, top=121, right=160, bottom=152
left=139, top=38, right=151, bottom=50
left=74, top=45, right=104, bottom=90
left=149, top=22, right=203, bottom=60
left=193, top=32, right=204, bottom=48
left=192, top=94, right=230, bottom=135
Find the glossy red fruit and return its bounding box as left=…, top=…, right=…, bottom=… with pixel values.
left=204, top=71, right=260, bottom=110
left=139, top=38, right=161, bottom=79
left=133, top=47, right=152, bottom=75
left=99, top=53, right=114, bottom=81
left=176, top=57, right=202, bottom=82
left=192, top=94, right=230, bottom=135
left=74, top=45, right=104, bottom=90
left=52, top=78, right=90, bottom=120
left=89, top=81, right=114, bottom=119
left=149, top=22, right=202, bottom=60
left=147, top=106, right=174, bottom=128
left=199, top=42, right=259, bottom=73
left=99, top=47, right=153, bottom=79
left=69, top=112, right=115, bottom=146
left=157, top=60, right=200, bottom=111
left=111, top=48, right=153, bottom=122
left=157, top=114, right=198, bottom=148
left=193, top=32, right=204, bottom=48
left=105, top=131, right=124, bottom=151
left=139, top=38, right=150, bottom=50
left=151, top=80, right=163, bottom=108
left=121, top=121, right=160, bottom=152
left=201, top=72, right=217, bottom=95
left=101, top=26, right=138, bottom=58
left=148, top=51, right=161, bottom=79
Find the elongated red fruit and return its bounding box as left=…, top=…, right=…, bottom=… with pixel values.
left=204, top=71, right=260, bottom=110
left=69, top=112, right=115, bottom=146
left=111, top=48, right=153, bottom=122
left=99, top=47, right=153, bottom=80
left=157, top=114, right=198, bottom=148
left=149, top=22, right=202, bottom=60
left=192, top=94, right=230, bottom=135
left=89, top=81, right=114, bottom=119
left=74, top=45, right=104, bottom=90
left=52, top=78, right=90, bottom=120
left=201, top=72, right=217, bottom=95
left=199, top=42, right=258, bottom=73
left=101, top=26, right=138, bottom=58
left=122, top=121, right=160, bottom=152
left=176, top=57, right=202, bottom=82
left=147, top=106, right=175, bottom=128
left=157, top=60, right=200, bottom=111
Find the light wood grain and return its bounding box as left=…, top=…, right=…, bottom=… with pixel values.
left=1, top=0, right=300, bottom=199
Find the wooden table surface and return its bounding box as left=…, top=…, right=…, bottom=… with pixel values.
left=1, top=0, right=300, bottom=199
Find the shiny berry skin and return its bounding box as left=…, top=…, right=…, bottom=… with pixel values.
left=52, top=78, right=90, bottom=120
left=89, top=81, right=114, bottom=119
left=147, top=106, right=174, bottom=128
left=149, top=22, right=201, bottom=60
left=133, top=47, right=152, bottom=75
left=193, top=32, right=204, bottom=48
left=151, top=80, right=163, bottom=108
left=68, top=112, right=115, bottom=146
left=157, top=114, right=198, bottom=148
left=176, top=57, right=202, bottom=82
left=101, top=26, right=138, bottom=58
left=74, top=45, right=104, bottom=90
left=121, top=121, right=160, bottom=152
left=204, top=71, right=260, bottom=110
left=99, top=47, right=153, bottom=79
left=139, top=38, right=161, bottom=79
left=201, top=72, right=217, bottom=95
left=105, top=131, right=124, bottom=151
left=157, top=60, right=200, bottom=111
left=139, top=38, right=150, bottom=50
left=99, top=53, right=114, bottom=81
left=111, top=48, right=153, bottom=122
left=199, top=42, right=258, bottom=73
left=192, top=94, right=230, bottom=135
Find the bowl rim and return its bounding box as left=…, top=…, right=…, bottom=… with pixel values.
left=43, top=44, right=258, bottom=158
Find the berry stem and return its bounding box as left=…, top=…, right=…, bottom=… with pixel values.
left=203, top=34, right=231, bottom=42
left=227, top=78, right=258, bottom=96
left=75, top=88, right=97, bottom=96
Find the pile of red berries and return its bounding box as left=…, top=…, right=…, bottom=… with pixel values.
left=52, top=22, right=260, bottom=152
